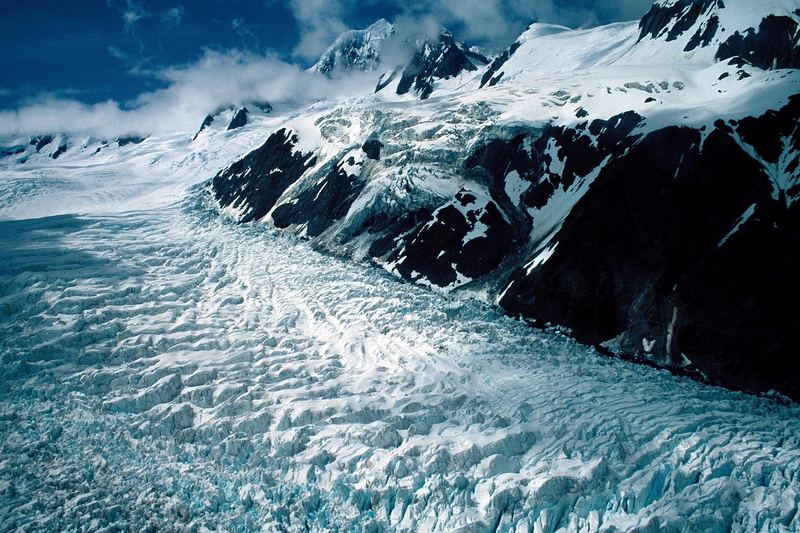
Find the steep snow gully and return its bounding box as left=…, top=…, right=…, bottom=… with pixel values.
left=1, top=189, right=800, bottom=531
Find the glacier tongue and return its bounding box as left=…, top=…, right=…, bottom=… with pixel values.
left=1, top=194, right=799, bottom=532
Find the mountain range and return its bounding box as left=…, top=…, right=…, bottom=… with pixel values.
left=3, top=0, right=799, bottom=400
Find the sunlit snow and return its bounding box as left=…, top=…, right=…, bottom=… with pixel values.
left=1, top=1, right=800, bottom=529
left=0, top=142, right=798, bottom=532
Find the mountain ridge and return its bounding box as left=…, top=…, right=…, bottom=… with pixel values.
left=3, top=0, right=799, bottom=399
left=207, top=0, right=800, bottom=399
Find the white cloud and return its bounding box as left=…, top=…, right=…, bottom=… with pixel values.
left=286, top=0, right=653, bottom=56
left=0, top=50, right=378, bottom=139
left=160, top=6, right=185, bottom=27
left=289, top=0, right=349, bottom=60
left=0, top=0, right=655, bottom=139
left=120, top=0, right=148, bottom=31
left=397, top=0, right=515, bottom=47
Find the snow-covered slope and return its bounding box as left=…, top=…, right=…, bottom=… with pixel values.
left=201, top=0, right=800, bottom=400
left=5, top=0, right=796, bottom=399
left=312, top=19, right=395, bottom=76
left=2, top=1, right=800, bottom=529
left=2, top=184, right=800, bottom=531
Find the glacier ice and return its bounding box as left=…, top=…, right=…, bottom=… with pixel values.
left=1, top=1, right=799, bottom=528
left=0, top=191, right=798, bottom=531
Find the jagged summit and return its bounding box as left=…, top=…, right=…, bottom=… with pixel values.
left=227, top=107, right=249, bottom=131
left=374, top=29, right=488, bottom=99
left=311, top=19, right=395, bottom=75
left=313, top=19, right=488, bottom=99
left=192, top=101, right=272, bottom=141
left=393, top=30, right=488, bottom=99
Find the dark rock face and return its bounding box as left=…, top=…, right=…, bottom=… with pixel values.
left=395, top=31, right=488, bottom=100
left=252, top=101, right=273, bottom=113
left=716, top=15, right=800, bottom=69
left=117, top=136, right=146, bottom=147
left=0, top=145, right=26, bottom=158
left=373, top=113, right=648, bottom=290
left=735, top=97, right=800, bottom=166
left=51, top=142, right=68, bottom=159
left=529, top=112, right=643, bottom=210
left=673, top=199, right=800, bottom=399
left=638, top=0, right=721, bottom=42
left=272, top=156, right=367, bottom=238
left=212, top=128, right=316, bottom=223
left=383, top=190, right=514, bottom=287
left=500, top=96, right=800, bottom=400
left=463, top=112, right=643, bottom=218
left=375, top=70, right=397, bottom=93
left=227, top=108, right=249, bottom=131
left=684, top=14, right=718, bottom=51
left=465, top=134, right=538, bottom=200
left=30, top=135, right=54, bottom=151
left=193, top=115, right=215, bottom=140
left=362, top=135, right=541, bottom=287
left=480, top=42, right=521, bottom=88
left=361, top=139, right=383, bottom=160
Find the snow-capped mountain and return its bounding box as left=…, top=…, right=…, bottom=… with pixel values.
left=377, top=29, right=489, bottom=99
left=2, top=0, right=798, bottom=401
left=208, top=0, right=800, bottom=400
left=311, top=18, right=395, bottom=75
left=193, top=101, right=273, bottom=141
left=311, top=18, right=488, bottom=100
left=4, top=2, right=800, bottom=530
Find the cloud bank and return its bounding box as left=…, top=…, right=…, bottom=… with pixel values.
left=0, top=50, right=377, bottom=139
left=290, top=0, right=654, bottom=57
left=290, top=0, right=350, bottom=61
left=0, top=0, right=654, bottom=139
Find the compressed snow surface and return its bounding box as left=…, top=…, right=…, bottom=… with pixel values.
left=1, top=184, right=799, bottom=532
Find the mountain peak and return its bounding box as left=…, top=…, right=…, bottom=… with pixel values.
left=311, top=19, right=395, bottom=75
left=383, top=29, right=488, bottom=99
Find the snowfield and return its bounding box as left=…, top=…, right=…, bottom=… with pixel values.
left=1, top=1, right=800, bottom=528
left=1, top=169, right=799, bottom=532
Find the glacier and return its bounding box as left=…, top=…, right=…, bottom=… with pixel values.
left=1, top=174, right=799, bottom=531
left=200, top=0, right=800, bottom=400
left=2, top=0, right=800, bottom=530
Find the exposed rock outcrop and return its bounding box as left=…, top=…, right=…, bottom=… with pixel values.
left=390, top=31, right=488, bottom=100
left=227, top=108, right=249, bottom=131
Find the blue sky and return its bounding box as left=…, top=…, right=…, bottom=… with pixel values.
left=0, top=1, right=402, bottom=108
left=0, top=0, right=652, bottom=137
